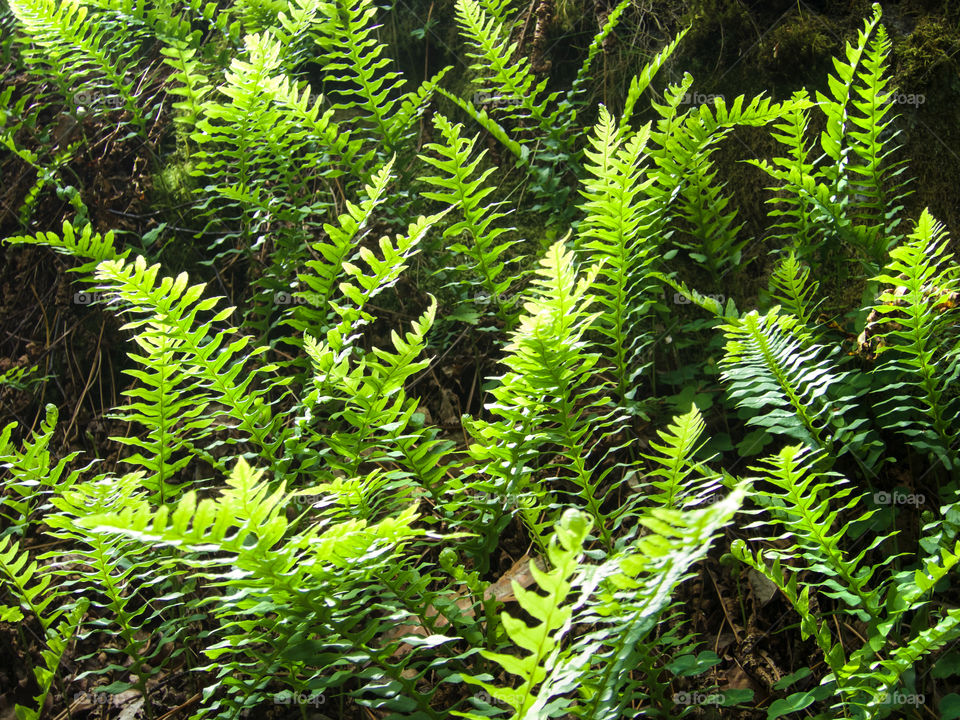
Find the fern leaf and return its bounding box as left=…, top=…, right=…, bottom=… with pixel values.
left=719, top=307, right=881, bottom=467
left=578, top=107, right=656, bottom=405
left=868, top=209, right=960, bottom=469
left=419, top=113, right=520, bottom=323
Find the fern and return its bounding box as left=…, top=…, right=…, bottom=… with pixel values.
left=641, top=404, right=717, bottom=510
left=160, top=36, right=214, bottom=135
left=0, top=536, right=62, bottom=630
left=731, top=444, right=960, bottom=718
left=816, top=3, right=909, bottom=262
left=767, top=250, right=821, bottom=329
left=45, top=474, right=190, bottom=717
left=0, top=404, right=84, bottom=537
left=419, top=113, right=520, bottom=324
left=454, top=492, right=745, bottom=718
left=454, top=0, right=558, bottom=136
left=8, top=0, right=151, bottom=135
left=14, top=598, right=88, bottom=720
left=312, top=0, right=449, bottom=154
left=94, top=255, right=287, bottom=473
left=453, top=508, right=593, bottom=719
left=619, top=27, right=689, bottom=135
left=867, top=209, right=960, bottom=471
left=746, top=90, right=823, bottom=255
left=753, top=4, right=910, bottom=264
left=647, top=82, right=810, bottom=277
left=189, top=29, right=366, bottom=307
left=463, top=239, right=627, bottom=560
left=79, top=457, right=445, bottom=718
left=4, top=220, right=128, bottom=274
left=287, top=159, right=395, bottom=341
left=719, top=307, right=881, bottom=469
left=577, top=107, right=657, bottom=407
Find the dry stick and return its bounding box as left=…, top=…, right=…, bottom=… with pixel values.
left=707, top=565, right=741, bottom=643
left=62, top=320, right=104, bottom=444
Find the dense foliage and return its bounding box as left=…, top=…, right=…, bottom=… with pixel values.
left=1, top=1, right=958, bottom=718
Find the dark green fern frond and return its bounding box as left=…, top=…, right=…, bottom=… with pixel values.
left=719, top=307, right=882, bottom=469
left=312, top=0, right=449, bottom=154
left=648, top=85, right=810, bottom=277
left=768, top=250, right=821, bottom=329
left=45, top=474, right=190, bottom=715
left=287, top=159, right=395, bottom=342
left=578, top=107, right=657, bottom=407
left=419, top=113, right=520, bottom=324
left=8, top=0, right=151, bottom=135
left=868, top=209, right=960, bottom=471
left=815, top=2, right=909, bottom=262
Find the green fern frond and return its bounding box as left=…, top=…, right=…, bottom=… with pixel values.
left=578, top=107, right=656, bottom=405
left=641, top=404, right=713, bottom=509
left=160, top=37, right=214, bottom=134
left=420, top=113, right=520, bottom=323
left=868, top=209, right=960, bottom=470
left=94, top=255, right=286, bottom=468
left=326, top=211, right=444, bottom=341
left=435, top=87, right=528, bottom=165
left=454, top=0, right=558, bottom=133
left=464, top=240, right=626, bottom=553
left=620, top=27, right=688, bottom=135
left=649, top=87, right=810, bottom=276
left=815, top=2, right=909, bottom=261
left=45, top=474, right=187, bottom=714
left=4, top=219, right=128, bottom=275
left=8, top=0, right=150, bottom=134
left=312, top=0, right=447, bottom=152
left=190, top=29, right=362, bottom=283
left=768, top=250, right=821, bottom=328
left=719, top=307, right=881, bottom=468
left=745, top=445, right=886, bottom=617
left=14, top=597, right=87, bottom=720
left=453, top=509, right=593, bottom=719
left=79, top=458, right=435, bottom=716
left=464, top=489, right=745, bottom=718
left=558, top=0, right=631, bottom=131
left=732, top=445, right=960, bottom=716
left=0, top=404, right=83, bottom=537
left=288, top=159, right=395, bottom=340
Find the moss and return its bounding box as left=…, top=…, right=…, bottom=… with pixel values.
left=893, top=14, right=960, bottom=86
left=755, top=14, right=835, bottom=86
